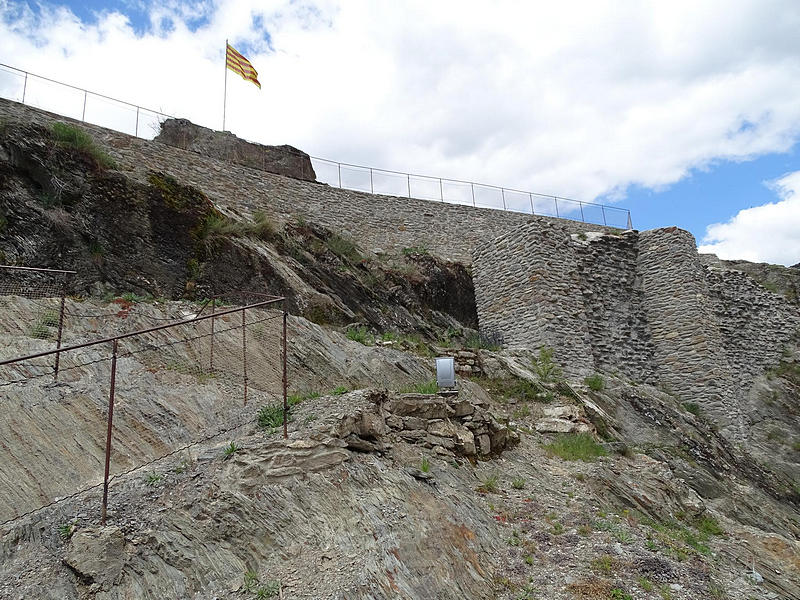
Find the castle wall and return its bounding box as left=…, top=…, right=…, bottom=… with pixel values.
left=474, top=224, right=799, bottom=437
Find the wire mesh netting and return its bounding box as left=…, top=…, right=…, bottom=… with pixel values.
left=0, top=286, right=286, bottom=525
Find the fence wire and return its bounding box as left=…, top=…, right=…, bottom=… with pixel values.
left=0, top=283, right=286, bottom=527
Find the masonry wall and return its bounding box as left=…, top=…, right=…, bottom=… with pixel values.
left=474, top=224, right=800, bottom=437
left=0, top=98, right=612, bottom=265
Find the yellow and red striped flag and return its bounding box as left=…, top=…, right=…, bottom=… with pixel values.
left=226, top=43, right=261, bottom=89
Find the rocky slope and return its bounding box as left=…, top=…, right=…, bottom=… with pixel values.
left=0, top=111, right=798, bottom=600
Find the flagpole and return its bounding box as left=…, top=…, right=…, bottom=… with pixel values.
left=222, top=39, right=228, bottom=131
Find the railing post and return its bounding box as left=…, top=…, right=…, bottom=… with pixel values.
left=370, top=168, right=374, bottom=193
left=501, top=188, right=507, bottom=210
left=53, top=282, right=67, bottom=381
left=209, top=297, right=215, bottom=372
left=22, top=72, right=27, bottom=103
left=529, top=192, right=535, bottom=215
left=439, top=178, right=444, bottom=202
left=601, top=205, right=607, bottom=226
left=407, top=174, right=411, bottom=198
left=627, top=211, right=633, bottom=230
left=338, top=163, right=342, bottom=188
left=135, top=107, right=140, bottom=137
left=81, top=91, right=87, bottom=122
left=241, top=307, right=248, bottom=406
left=554, top=197, right=559, bottom=218
left=471, top=183, right=476, bottom=207
left=283, top=306, right=288, bottom=440
left=579, top=201, right=585, bottom=222
left=101, top=339, right=118, bottom=525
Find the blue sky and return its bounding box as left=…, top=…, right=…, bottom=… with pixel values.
left=1, top=0, right=799, bottom=265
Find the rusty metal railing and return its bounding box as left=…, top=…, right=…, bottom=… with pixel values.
left=0, top=292, right=288, bottom=526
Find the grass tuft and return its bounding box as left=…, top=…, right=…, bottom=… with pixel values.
left=544, top=433, right=608, bottom=462
left=51, top=122, right=116, bottom=169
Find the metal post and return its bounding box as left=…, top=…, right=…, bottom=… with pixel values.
left=209, top=297, right=215, bottom=372
left=241, top=308, right=248, bottom=406
left=407, top=174, right=411, bottom=198
left=439, top=179, right=444, bottom=202
left=529, top=193, right=535, bottom=215
left=369, top=168, right=374, bottom=193
left=554, top=197, right=559, bottom=218
left=601, top=205, right=607, bottom=226
left=579, top=202, right=585, bottom=222
left=53, top=283, right=66, bottom=381
left=101, top=339, right=118, bottom=525
left=22, top=72, right=27, bottom=103
left=81, top=91, right=87, bottom=121
left=471, top=183, right=476, bottom=207
left=135, top=107, right=140, bottom=137
left=282, top=307, right=288, bottom=440
left=338, top=163, right=342, bottom=188
left=501, top=188, right=507, bottom=210
left=627, top=211, right=633, bottom=230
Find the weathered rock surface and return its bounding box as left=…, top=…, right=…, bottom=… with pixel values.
left=155, top=118, right=317, bottom=182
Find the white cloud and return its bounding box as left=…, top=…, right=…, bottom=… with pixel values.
left=1, top=0, right=800, bottom=215
left=698, top=170, right=800, bottom=266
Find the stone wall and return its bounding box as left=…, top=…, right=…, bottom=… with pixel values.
left=636, top=228, right=736, bottom=428
left=474, top=224, right=800, bottom=437
left=0, top=98, right=614, bottom=265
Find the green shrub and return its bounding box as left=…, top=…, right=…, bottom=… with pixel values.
left=512, top=477, right=526, bottom=489
left=346, top=325, right=373, bottom=345
left=326, top=233, right=361, bottom=263
left=402, top=245, right=429, bottom=256
left=145, top=472, right=163, bottom=486
left=257, top=404, right=287, bottom=429
left=464, top=331, right=502, bottom=351
left=51, top=122, right=116, bottom=169
left=331, top=386, right=348, bottom=395
left=682, top=402, right=701, bottom=417
left=476, top=474, right=499, bottom=493
left=223, top=441, right=239, bottom=458
left=532, top=347, right=562, bottom=383
left=420, top=456, right=430, bottom=473
left=248, top=211, right=275, bottom=239
left=695, top=515, right=723, bottom=536
left=58, top=520, right=78, bottom=539
left=414, top=380, right=438, bottom=394
left=584, top=373, right=604, bottom=391
left=544, top=434, right=608, bottom=462
left=28, top=321, right=53, bottom=340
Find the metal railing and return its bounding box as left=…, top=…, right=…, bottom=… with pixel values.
left=0, top=61, right=632, bottom=228
left=0, top=284, right=288, bottom=526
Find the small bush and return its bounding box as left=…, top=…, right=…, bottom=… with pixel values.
left=346, top=325, right=373, bottom=345
left=590, top=555, right=617, bottom=574
left=257, top=404, right=287, bottom=429
left=610, top=589, right=633, bottom=600
left=248, top=211, right=275, bottom=239
left=402, top=245, right=429, bottom=256
left=243, top=570, right=259, bottom=593
left=695, top=515, right=724, bottom=536
left=326, top=233, right=361, bottom=263
left=512, top=477, right=526, bottom=490
left=58, top=520, right=77, bottom=539
left=584, top=373, right=604, bottom=391
left=331, top=386, right=348, bottom=395
left=223, top=441, right=239, bottom=458
left=682, top=402, right=701, bottom=417
left=28, top=321, right=53, bottom=340
left=476, top=474, right=499, bottom=493
left=532, top=347, right=562, bottom=383
left=420, top=456, right=430, bottom=473
left=544, top=433, right=608, bottom=462
left=414, top=380, right=439, bottom=394
left=51, top=122, right=116, bottom=169
left=464, top=331, right=503, bottom=351
left=145, top=472, right=163, bottom=486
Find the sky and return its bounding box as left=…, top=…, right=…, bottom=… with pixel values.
left=0, top=0, right=799, bottom=266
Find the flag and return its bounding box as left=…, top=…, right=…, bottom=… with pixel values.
left=226, top=43, right=261, bottom=89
